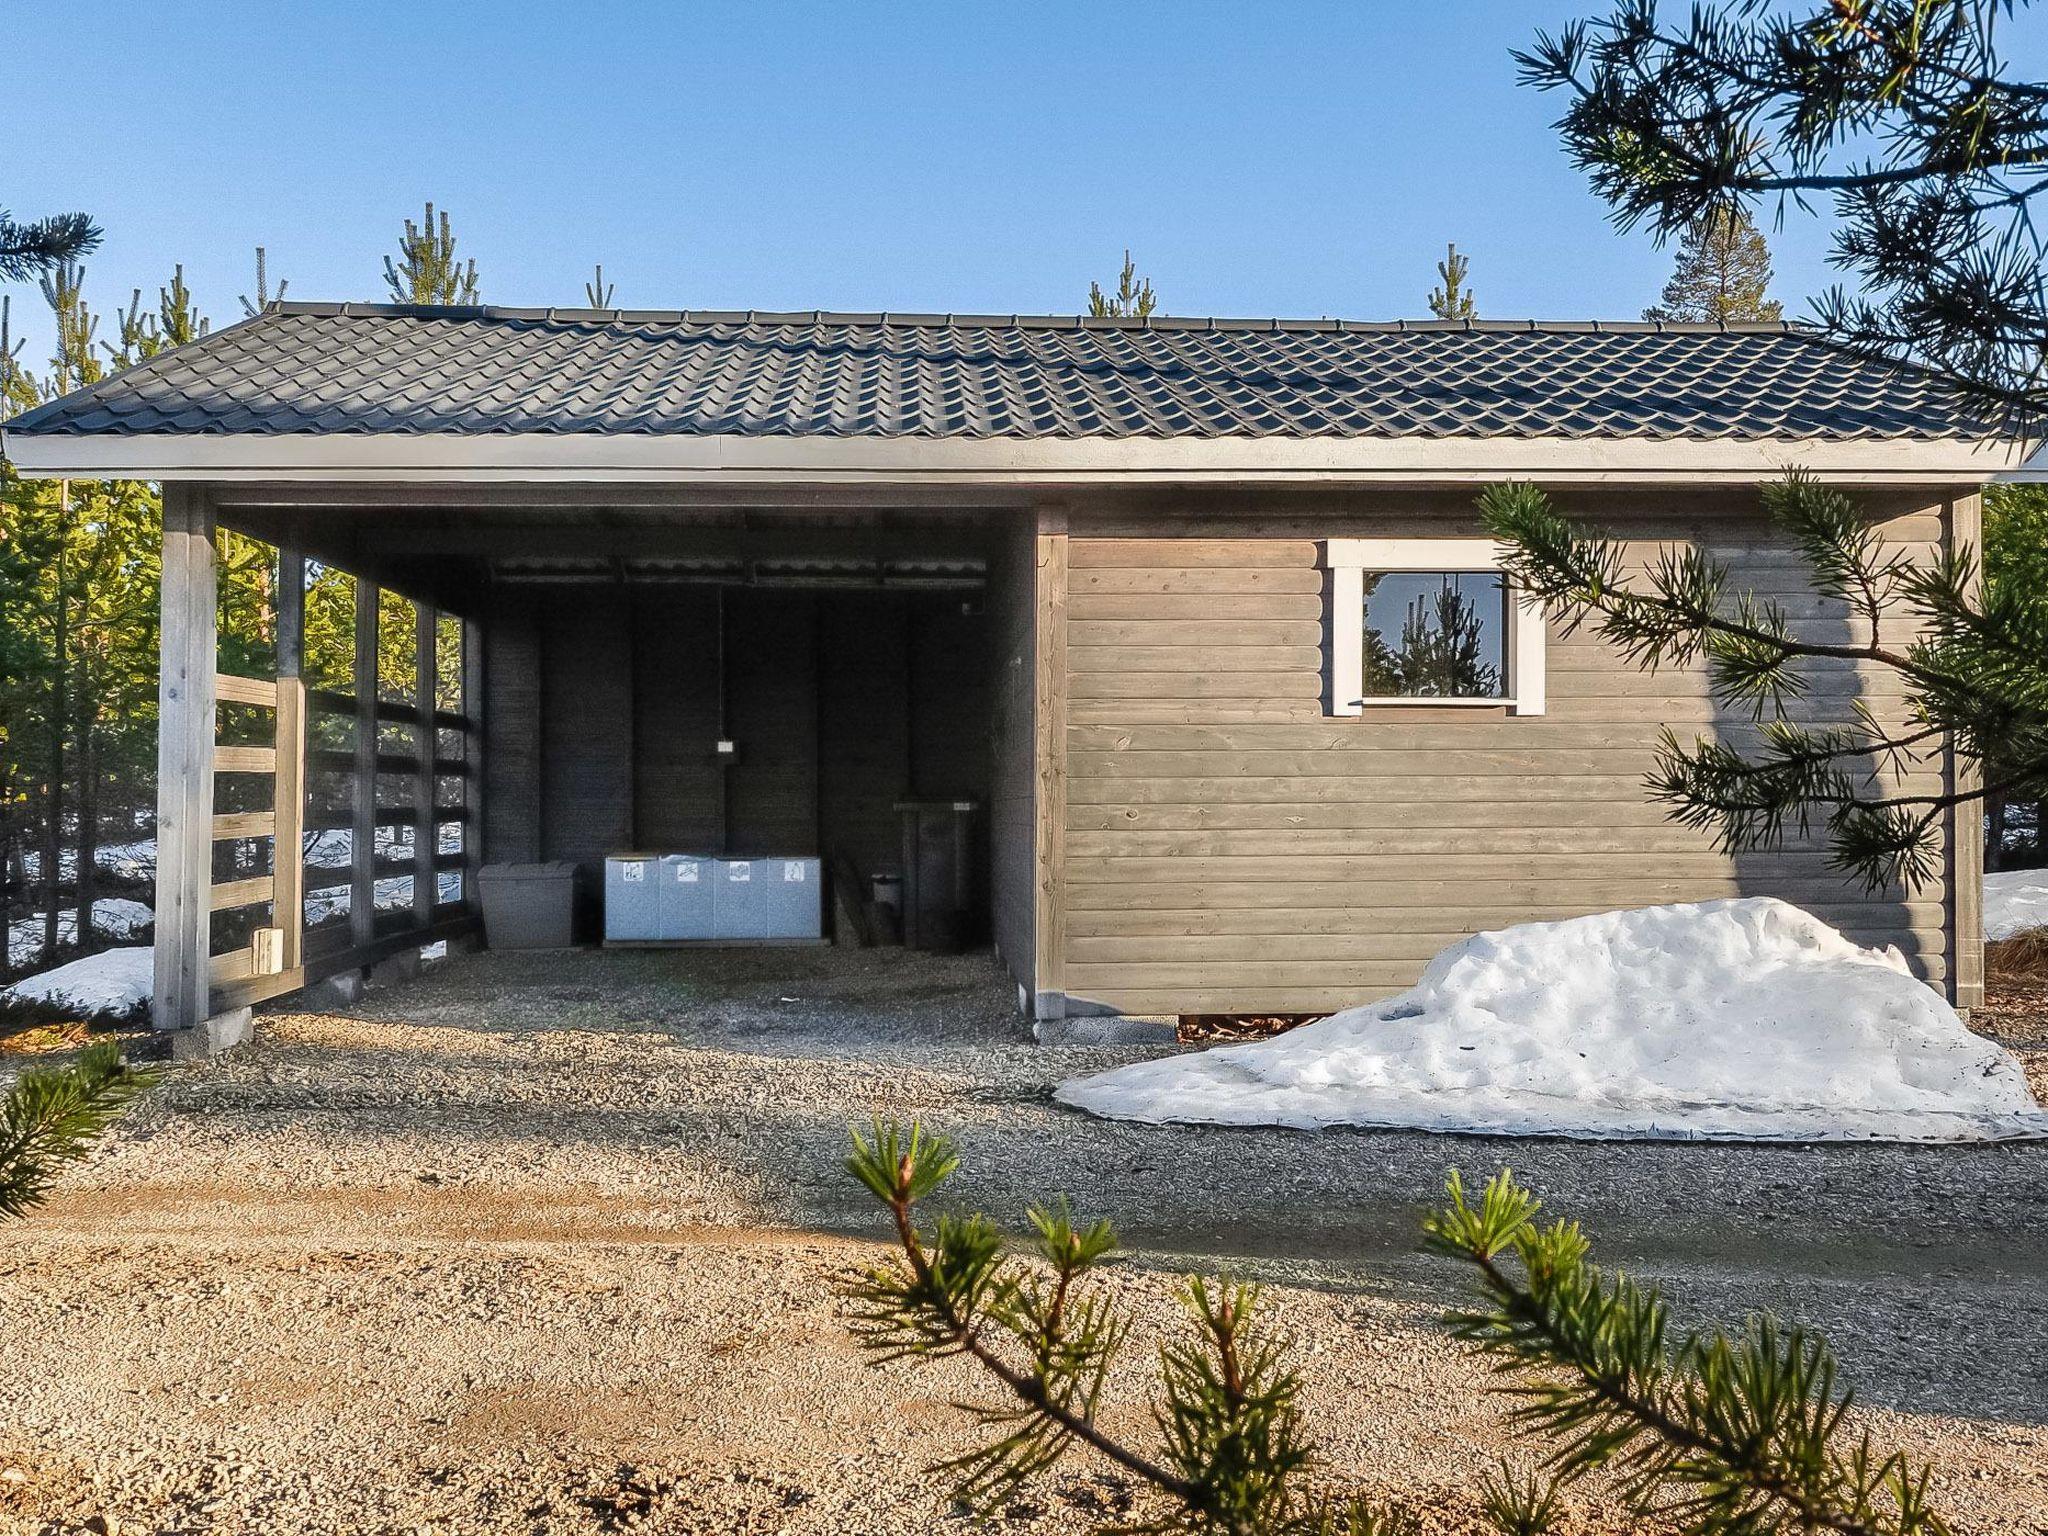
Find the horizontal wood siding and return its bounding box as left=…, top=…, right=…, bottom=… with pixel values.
left=1061, top=501, right=1954, bottom=1016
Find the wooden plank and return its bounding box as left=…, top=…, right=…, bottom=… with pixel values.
left=1066, top=903, right=1947, bottom=940
left=1068, top=619, right=1324, bottom=648
left=1033, top=509, right=1068, bottom=1018
left=1946, top=491, right=1985, bottom=1010
left=212, top=745, right=276, bottom=774
left=415, top=602, right=438, bottom=927
left=1065, top=827, right=1727, bottom=858
left=1071, top=567, right=1326, bottom=595
left=1058, top=798, right=1890, bottom=833
left=1064, top=853, right=1893, bottom=886
left=215, top=672, right=279, bottom=708
left=351, top=580, right=378, bottom=951
left=1070, top=672, right=1322, bottom=701
left=208, top=946, right=256, bottom=986
left=1071, top=949, right=1953, bottom=996
left=1062, top=775, right=1760, bottom=805
left=209, top=876, right=272, bottom=913
left=1067, top=645, right=1323, bottom=673
left=1063, top=720, right=1940, bottom=754
left=1063, top=877, right=1941, bottom=910
left=212, top=811, right=276, bottom=841
left=153, top=484, right=217, bottom=1036
left=462, top=616, right=484, bottom=904
left=1071, top=539, right=1317, bottom=569
left=1069, top=593, right=1321, bottom=621
left=274, top=535, right=307, bottom=971
left=1065, top=749, right=1946, bottom=782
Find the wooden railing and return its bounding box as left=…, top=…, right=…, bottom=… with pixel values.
left=199, top=540, right=483, bottom=1015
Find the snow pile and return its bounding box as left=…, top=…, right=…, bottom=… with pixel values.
left=1057, top=899, right=2048, bottom=1143
left=3, top=946, right=152, bottom=1022
left=1986, top=869, right=2048, bottom=941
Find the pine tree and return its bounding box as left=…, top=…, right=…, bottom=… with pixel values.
left=1428, top=243, right=1477, bottom=320
left=383, top=202, right=480, bottom=305
left=239, top=245, right=288, bottom=317
left=1642, top=208, right=1783, bottom=324
left=157, top=265, right=207, bottom=347
left=585, top=263, right=614, bottom=308
left=0, top=296, right=34, bottom=416
left=39, top=260, right=101, bottom=395
left=1365, top=580, right=1502, bottom=698
left=1087, top=250, right=1158, bottom=319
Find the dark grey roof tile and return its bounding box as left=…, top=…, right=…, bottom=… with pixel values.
left=3, top=302, right=1990, bottom=441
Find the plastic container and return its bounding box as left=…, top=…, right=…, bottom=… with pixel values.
left=713, top=857, right=822, bottom=940
left=477, top=861, right=577, bottom=949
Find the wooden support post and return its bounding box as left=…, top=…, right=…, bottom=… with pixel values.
left=1947, top=492, right=1986, bottom=1011
left=462, top=617, right=484, bottom=903
left=351, top=580, right=379, bottom=949
left=1032, top=506, right=1069, bottom=1022
left=272, top=537, right=306, bottom=971
left=414, top=603, right=437, bottom=925
left=153, top=485, right=217, bottom=1034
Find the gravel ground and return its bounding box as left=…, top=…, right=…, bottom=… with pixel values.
left=2, top=945, right=2044, bottom=1535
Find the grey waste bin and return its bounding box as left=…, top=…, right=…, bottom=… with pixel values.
left=712, top=857, right=822, bottom=940
left=606, top=853, right=715, bottom=942
left=897, top=801, right=980, bottom=953
left=663, top=853, right=715, bottom=939
left=477, top=861, right=577, bottom=949
left=604, top=855, right=663, bottom=941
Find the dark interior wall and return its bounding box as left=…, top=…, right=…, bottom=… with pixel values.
left=482, top=598, right=541, bottom=864
left=540, top=601, right=634, bottom=863
left=723, top=589, right=822, bottom=858
left=631, top=590, right=722, bottom=851
left=819, top=594, right=912, bottom=878
left=483, top=584, right=990, bottom=895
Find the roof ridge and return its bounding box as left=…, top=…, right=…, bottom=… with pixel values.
left=263, top=300, right=1805, bottom=336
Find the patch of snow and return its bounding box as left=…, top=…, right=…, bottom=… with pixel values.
left=303, top=871, right=461, bottom=925
left=1986, top=869, right=2048, bottom=941
left=7, top=899, right=155, bottom=968
left=3, top=946, right=152, bottom=1021
left=18, top=838, right=157, bottom=883
left=1057, top=899, right=2048, bottom=1144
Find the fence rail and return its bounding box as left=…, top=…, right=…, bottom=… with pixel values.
left=197, top=543, right=482, bottom=1018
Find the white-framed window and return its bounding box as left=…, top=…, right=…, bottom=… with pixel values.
left=1322, top=537, right=1546, bottom=716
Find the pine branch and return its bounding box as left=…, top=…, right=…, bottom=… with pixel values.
left=1426, top=1171, right=1951, bottom=1536
left=0, top=1040, right=154, bottom=1220
left=0, top=211, right=102, bottom=282
left=1480, top=473, right=2048, bottom=890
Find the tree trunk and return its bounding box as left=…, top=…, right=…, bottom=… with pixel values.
left=76, top=711, right=98, bottom=953
left=1985, top=788, right=2007, bottom=873
left=41, top=485, right=69, bottom=959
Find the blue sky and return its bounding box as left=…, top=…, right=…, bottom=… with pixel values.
left=7, top=1, right=1875, bottom=368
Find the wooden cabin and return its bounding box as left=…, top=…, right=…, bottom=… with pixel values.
left=3, top=305, right=2013, bottom=1048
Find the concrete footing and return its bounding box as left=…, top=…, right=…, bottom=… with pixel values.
left=1033, top=1014, right=1178, bottom=1047
left=303, top=969, right=366, bottom=1010
left=368, top=950, right=421, bottom=986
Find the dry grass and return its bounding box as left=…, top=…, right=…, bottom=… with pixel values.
left=1987, top=926, right=2048, bottom=982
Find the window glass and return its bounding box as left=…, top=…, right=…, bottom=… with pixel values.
left=1360, top=570, right=1509, bottom=699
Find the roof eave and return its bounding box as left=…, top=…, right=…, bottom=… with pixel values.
left=1, top=429, right=2017, bottom=485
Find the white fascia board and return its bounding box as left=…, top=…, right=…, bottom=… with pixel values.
left=0, top=429, right=2018, bottom=483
